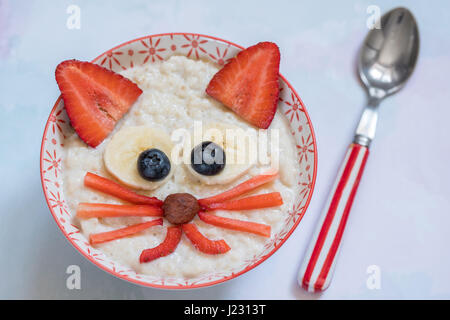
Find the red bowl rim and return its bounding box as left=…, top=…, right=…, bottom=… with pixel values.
left=40, top=32, right=318, bottom=290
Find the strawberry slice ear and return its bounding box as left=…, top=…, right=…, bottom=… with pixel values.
left=55, top=60, right=142, bottom=147
left=140, top=226, right=182, bottom=263
left=182, top=223, right=230, bottom=254
left=206, top=42, right=280, bottom=129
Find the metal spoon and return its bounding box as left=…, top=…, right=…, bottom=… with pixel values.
left=298, top=7, right=419, bottom=292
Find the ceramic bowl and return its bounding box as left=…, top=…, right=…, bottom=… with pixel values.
left=40, top=33, right=317, bottom=289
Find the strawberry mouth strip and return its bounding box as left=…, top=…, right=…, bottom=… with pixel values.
left=198, top=171, right=279, bottom=206
left=84, top=172, right=163, bottom=206
left=140, top=226, right=182, bottom=263
left=182, top=223, right=230, bottom=254
left=202, top=192, right=283, bottom=211
left=198, top=212, right=271, bottom=237
left=77, top=203, right=163, bottom=219
left=89, top=219, right=163, bottom=245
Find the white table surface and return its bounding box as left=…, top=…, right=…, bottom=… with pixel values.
left=1, top=0, right=449, bottom=299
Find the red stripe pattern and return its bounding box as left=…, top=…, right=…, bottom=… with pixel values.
left=299, top=143, right=369, bottom=292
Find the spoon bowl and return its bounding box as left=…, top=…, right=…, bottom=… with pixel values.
left=359, top=7, right=419, bottom=99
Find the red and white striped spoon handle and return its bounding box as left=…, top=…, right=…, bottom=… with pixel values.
left=299, top=143, right=369, bottom=292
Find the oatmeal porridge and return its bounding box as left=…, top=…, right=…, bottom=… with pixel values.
left=62, top=55, right=300, bottom=278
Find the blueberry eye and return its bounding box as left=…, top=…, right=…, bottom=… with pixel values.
left=137, top=148, right=171, bottom=181
left=191, top=141, right=225, bottom=176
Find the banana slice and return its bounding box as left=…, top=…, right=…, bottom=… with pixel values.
left=104, top=126, right=174, bottom=190
left=184, top=122, right=257, bottom=185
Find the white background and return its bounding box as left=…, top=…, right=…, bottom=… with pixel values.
left=0, top=0, right=449, bottom=299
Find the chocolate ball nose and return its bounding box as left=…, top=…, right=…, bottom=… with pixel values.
left=162, top=193, right=200, bottom=225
